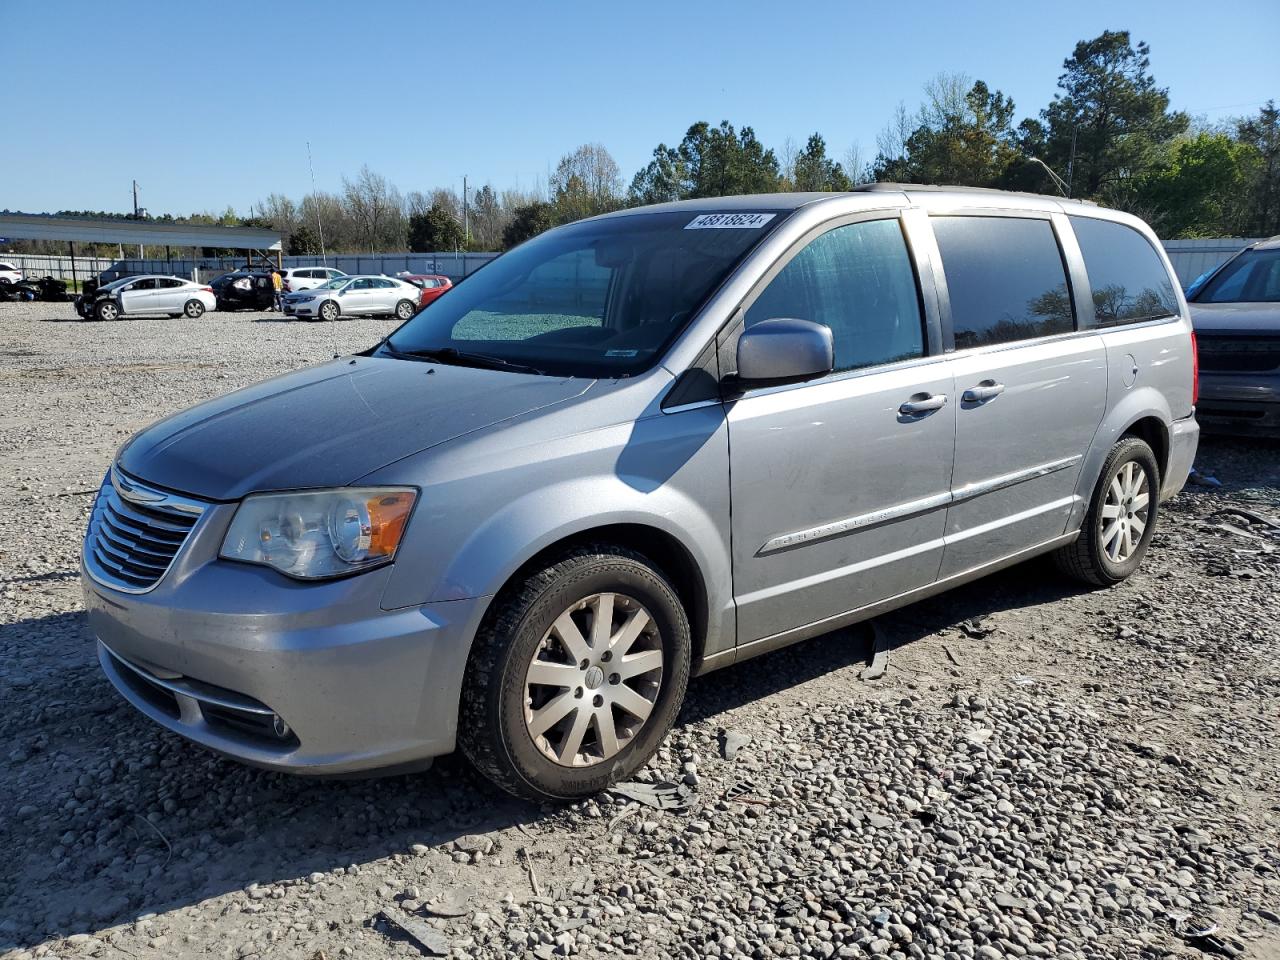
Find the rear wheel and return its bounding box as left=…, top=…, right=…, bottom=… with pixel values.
left=95, top=301, right=120, bottom=322
left=1055, top=436, right=1160, bottom=586
left=394, top=298, right=416, bottom=321
left=318, top=300, right=339, bottom=322
left=459, top=547, right=691, bottom=802
left=184, top=299, right=205, bottom=319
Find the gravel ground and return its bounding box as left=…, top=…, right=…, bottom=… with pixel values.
left=1, top=301, right=1278, bottom=960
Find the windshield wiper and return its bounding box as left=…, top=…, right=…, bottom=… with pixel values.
left=382, top=344, right=547, bottom=376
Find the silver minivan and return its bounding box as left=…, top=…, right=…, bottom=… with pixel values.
left=83, top=186, right=1199, bottom=801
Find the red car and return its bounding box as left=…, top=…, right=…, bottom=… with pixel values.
left=399, top=274, right=453, bottom=308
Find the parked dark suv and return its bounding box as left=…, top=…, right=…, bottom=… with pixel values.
left=1186, top=236, right=1280, bottom=436
left=211, top=271, right=276, bottom=311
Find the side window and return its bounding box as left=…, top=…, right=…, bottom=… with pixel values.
left=744, top=218, right=924, bottom=373
left=932, top=216, right=1074, bottom=348
left=1069, top=216, right=1179, bottom=324
left=132, top=278, right=157, bottom=290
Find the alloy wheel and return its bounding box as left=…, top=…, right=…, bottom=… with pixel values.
left=523, top=592, right=663, bottom=767
left=1101, top=460, right=1150, bottom=563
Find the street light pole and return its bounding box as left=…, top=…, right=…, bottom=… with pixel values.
left=1027, top=157, right=1070, bottom=198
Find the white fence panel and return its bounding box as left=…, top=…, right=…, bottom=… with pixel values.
left=1162, top=238, right=1261, bottom=285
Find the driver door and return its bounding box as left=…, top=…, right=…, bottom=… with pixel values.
left=725, top=214, right=955, bottom=647
left=120, top=278, right=158, bottom=313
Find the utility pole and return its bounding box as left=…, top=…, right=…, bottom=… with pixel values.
left=463, top=175, right=469, bottom=250
left=132, top=180, right=143, bottom=260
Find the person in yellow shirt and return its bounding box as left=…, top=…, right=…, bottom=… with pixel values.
left=270, top=268, right=283, bottom=312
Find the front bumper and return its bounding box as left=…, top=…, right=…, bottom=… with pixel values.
left=1196, top=372, right=1280, bottom=436
left=282, top=301, right=316, bottom=316
left=83, top=529, right=488, bottom=774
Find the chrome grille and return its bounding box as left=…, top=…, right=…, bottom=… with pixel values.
left=84, top=468, right=206, bottom=593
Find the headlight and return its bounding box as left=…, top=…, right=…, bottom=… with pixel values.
left=219, top=487, right=416, bottom=579
left=297, top=295, right=317, bottom=302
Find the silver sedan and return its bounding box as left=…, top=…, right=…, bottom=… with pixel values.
left=281, top=275, right=420, bottom=321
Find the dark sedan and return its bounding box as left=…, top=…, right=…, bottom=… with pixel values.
left=1187, top=236, right=1280, bottom=436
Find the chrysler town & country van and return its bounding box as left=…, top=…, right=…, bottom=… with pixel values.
left=83, top=185, right=1199, bottom=800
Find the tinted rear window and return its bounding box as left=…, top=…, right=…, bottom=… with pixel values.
left=933, top=216, right=1074, bottom=348
left=1070, top=216, right=1179, bottom=323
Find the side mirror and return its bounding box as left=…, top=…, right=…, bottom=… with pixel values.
left=734, top=318, right=834, bottom=384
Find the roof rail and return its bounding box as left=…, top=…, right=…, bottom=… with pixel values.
left=852, top=182, right=1097, bottom=206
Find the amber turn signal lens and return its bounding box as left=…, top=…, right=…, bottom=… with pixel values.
left=367, top=491, right=416, bottom=557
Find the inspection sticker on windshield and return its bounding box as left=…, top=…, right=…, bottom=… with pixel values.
left=685, top=212, right=775, bottom=230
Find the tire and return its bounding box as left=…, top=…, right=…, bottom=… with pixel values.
left=183, top=299, right=205, bottom=319
left=95, top=301, right=120, bottom=322
left=459, top=546, right=692, bottom=803
left=394, top=299, right=416, bottom=321
left=1054, top=436, right=1160, bottom=587
left=318, top=300, right=339, bottom=322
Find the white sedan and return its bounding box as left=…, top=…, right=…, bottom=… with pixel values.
left=281, top=275, right=421, bottom=321
left=81, top=275, right=217, bottom=321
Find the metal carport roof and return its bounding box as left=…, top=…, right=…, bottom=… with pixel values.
left=0, top=212, right=281, bottom=249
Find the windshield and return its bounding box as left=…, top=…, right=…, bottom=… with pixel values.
left=1193, top=248, right=1280, bottom=303
left=316, top=278, right=352, bottom=291
left=381, top=210, right=787, bottom=377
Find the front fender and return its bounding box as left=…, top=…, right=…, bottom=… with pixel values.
left=372, top=403, right=735, bottom=657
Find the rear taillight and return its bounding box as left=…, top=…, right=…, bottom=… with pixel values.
left=201, top=286, right=213, bottom=293
left=284, top=281, right=292, bottom=292
left=1190, top=330, right=1199, bottom=407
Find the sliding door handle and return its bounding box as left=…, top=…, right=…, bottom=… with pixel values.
left=962, top=380, right=1006, bottom=403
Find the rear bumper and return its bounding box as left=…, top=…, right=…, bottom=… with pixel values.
left=1161, top=413, right=1199, bottom=500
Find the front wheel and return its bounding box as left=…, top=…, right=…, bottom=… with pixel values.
left=95, top=301, right=120, bottom=322
left=1055, top=436, right=1160, bottom=586
left=184, top=299, right=205, bottom=319
left=318, top=300, right=339, bottom=322
left=394, top=299, right=416, bottom=321
left=459, top=547, right=691, bottom=803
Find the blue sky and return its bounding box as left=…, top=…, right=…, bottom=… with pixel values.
left=5, top=0, right=1277, bottom=216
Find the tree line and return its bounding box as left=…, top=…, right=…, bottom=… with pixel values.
left=7, top=30, right=1277, bottom=260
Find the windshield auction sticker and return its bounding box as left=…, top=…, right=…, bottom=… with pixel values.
left=684, top=212, right=776, bottom=229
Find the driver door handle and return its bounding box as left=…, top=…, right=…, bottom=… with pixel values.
left=899, top=393, right=949, bottom=416
left=962, top=380, right=1006, bottom=403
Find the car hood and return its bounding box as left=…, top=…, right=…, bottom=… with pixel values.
left=1189, top=302, right=1280, bottom=334
left=118, top=357, right=594, bottom=501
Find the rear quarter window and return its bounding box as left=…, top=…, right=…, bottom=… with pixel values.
left=1069, top=216, right=1179, bottom=324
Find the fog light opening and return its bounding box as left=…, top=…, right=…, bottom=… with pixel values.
left=271, top=714, right=291, bottom=740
